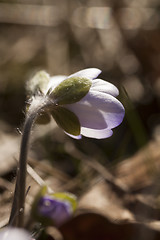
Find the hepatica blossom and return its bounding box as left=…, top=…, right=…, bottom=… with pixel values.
left=27, top=68, right=125, bottom=139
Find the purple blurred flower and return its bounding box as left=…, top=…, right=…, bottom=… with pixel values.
left=38, top=196, right=72, bottom=226
left=0, top=228, right=32, bottom=240
left=28, top=68, right=125, bottom=139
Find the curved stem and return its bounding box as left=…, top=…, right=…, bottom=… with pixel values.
left=19, top=113, right=37, bottom=227
left=9, top=112, right=37, bottom=227
left=9, top=97, right=55, bottom=228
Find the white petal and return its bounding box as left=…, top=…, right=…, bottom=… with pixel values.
left=47, top=75, right=67, bottom=93
left=67, top=68, right=101, bottom=80
left=0, top=228, right=31, bottom=240
left=91, top=79, right=119, bottom=97
left=84, top=90, right=125, bottom=129
left=81, top=128, right=113, bottom=139
left=65, top=103, right=107, bottom=130
left=66, top=91, right=124, bottom=130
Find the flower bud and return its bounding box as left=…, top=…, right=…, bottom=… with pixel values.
left=26, top=71, right=50, bottom=95
left=38, top=196, right=72, bottom=226
left=31, top=186, right=77, bottom=227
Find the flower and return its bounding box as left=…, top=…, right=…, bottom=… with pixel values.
left=27, top=68, right=125, bottom=139
left=0, top=228, right=32, bottom=240
left=31, top=187, right=77, bottom=227
left=37, top=196, right=72, bottom=226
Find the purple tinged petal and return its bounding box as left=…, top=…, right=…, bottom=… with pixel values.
left=91, top=79, right=119, bottom=97
left=67, top=68, right=101, bottom=80
left=65, top=103, right=107, bottom=130
left=65, top=91, right=124, bottom=131
left=84, top=91, right=125, bottom=129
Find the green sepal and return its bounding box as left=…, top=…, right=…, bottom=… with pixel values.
left=26, top=71, right=50, bottom=95
left=25, top=103, right=30, bottom=113
left=51, top=106, right=81, bottom=136
left=52, top=192, right=77, bottom=212
left=50, top=77, right=92, bottom=104
left=35, top=112, right=51, bottom=125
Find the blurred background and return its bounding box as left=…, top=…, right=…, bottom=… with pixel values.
left=1, top=0, right=160, bottom=239
left=1, top=0, right=160, bottom=154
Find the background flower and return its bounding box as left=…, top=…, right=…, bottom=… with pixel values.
left=31, top=187, right=77, bottom=227
left=38, top=196, right=72, bottom=226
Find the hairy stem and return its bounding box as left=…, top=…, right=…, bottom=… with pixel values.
left=9, top=111, right=37, bottom=227
left=9, top=96, right=54, bottom=227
